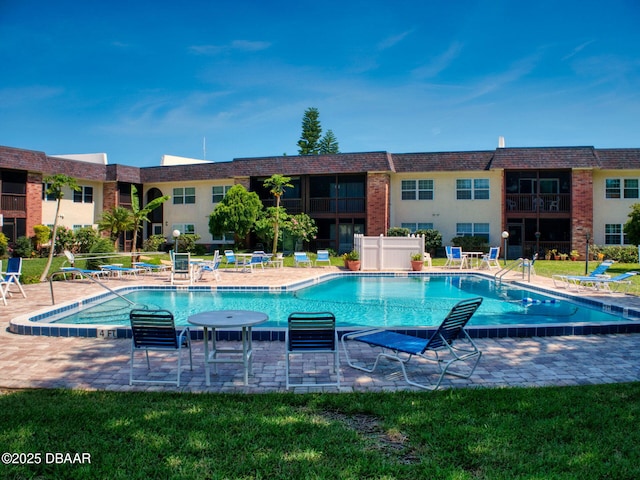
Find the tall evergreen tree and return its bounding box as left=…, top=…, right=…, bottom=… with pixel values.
left=318, top=129, right=340, bottom=154
left=297, top=107, right=322, bottom=155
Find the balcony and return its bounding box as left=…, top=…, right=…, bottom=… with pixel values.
left=1, top=194, right=26, bottom=212
left=309, top=197, right=365, bottom=214
left=505, top=194, right=570, bottom=213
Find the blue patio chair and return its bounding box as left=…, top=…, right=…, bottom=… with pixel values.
left=248, top=251, right=266, bottom=272
left=480, top=247, right=500, bottom=269
left=286, top=311, right=340, bottom=389
left=448, top=247, right=468, bottom=269
left=129, top=309, right=192, bottom=387
left=443, top=245, right=453, bottom=267
left=224, top=250, right=240, bottom=269
left=170, top=252, right=193, bottom=284
left=314, top=250, right=331, bottom=267
left=1, top=257, right=26, bottom=299
left=294, top=252, right=312, bottom=267
left=341, top=297, right=483, bottom=390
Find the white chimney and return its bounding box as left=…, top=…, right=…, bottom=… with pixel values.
left=498, top=136, right=505, bottom=148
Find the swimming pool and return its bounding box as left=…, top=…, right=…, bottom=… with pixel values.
left=12, top=273, right=640, bottom=338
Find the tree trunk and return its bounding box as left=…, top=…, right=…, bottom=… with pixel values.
left=39, top=199, right=61, bottom=282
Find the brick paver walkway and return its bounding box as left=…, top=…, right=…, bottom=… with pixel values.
left=1, top=266, right=639, bottom=393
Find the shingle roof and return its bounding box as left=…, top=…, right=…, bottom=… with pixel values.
left=391, top=151, right=494, bottom=172
left=490, top=147, right=599, bottom=169
left=594, top=149, right=640, bottom=169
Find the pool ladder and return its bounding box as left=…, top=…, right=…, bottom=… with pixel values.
left=48, top=269, right=137, bottom=306
left=495, top=258, right=534, bottom=285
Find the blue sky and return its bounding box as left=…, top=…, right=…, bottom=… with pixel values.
left=1, top=1, right=639, bottom=167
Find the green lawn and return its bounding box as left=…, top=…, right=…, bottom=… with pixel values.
left=6, top=255, right=640, bottom=477
left=1, top=385, right=639, bottom=479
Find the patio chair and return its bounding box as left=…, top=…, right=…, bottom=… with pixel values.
left=196, top=251, right=221, bottom=281
left=171, top=252, right=192, bottom=285
left=443, top=245, right=453, bottom=267
left=294, top=252, right=312, bottom=267
left=248, top=251, right=266, bottom=272
left=518, top=253, right=538, bottom=276
left=1, top=257, right=26, bottom=299
left=100, top=264, right=142, bottom=279
left=132, top=261, right=171, bottom=274
left=584, top=271, right=638, bottom=293
left=552, top=260, right=614, bottom=290
left=480, top=247, right=500, bottom=269
left=448, top=247, right=468, bottom=269
left=341, top=297, right=483, bottom=390
left=285, top=311, right=340, bottom=389
left=129, top=309, right=192, bottom=387
left=224, top=250, right=240, bottom=269
left=314, top=250, right=331, bottom=267
left=61, top=250, right=108, bottom=281
left=423, top=252, right=433, bottom=268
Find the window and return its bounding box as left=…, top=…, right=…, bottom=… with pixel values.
left=212, top=185, right=232, bottom=203
left=173, top=187, right=196, bottom=204
left=172, top=224, right=195, bottom=235
left=456, top=179, right=489, bottom=200
left=606, top=178, right=640, bottom=199
left=401, top=179, right=433, bottom=200
left=72, top=224, right=93, bottom=231
left=73, top=186, right=93, bottom=203
left=456, top=223, right=490, bottom=241
left=624, top=179, right=639, bottom=199
left=42, top=183, right=57, bottom=201
left=401, top=222, right=434, bottom=233
left=605, top=224, right=628, bottom=245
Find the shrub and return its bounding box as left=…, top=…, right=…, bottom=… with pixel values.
left=176, top=234, right=201, bottom=253
left=0, top=233, right=7, bottom=257
left=416, top=228, right=442, bottom=253
left=33, top=224, right=50, bottom=253
left=451, top=236, right=489, bottom=252
left=12, top=236, right=34, bottom=258
left=86, top=238, right=115, bottom=270
left=595, top=245, right=638, bottom=263
left=74, top=227, right=99, bottom=253
left=143, top=234, right=168, bottom=252
left=387, top=227, right=410, bottom=237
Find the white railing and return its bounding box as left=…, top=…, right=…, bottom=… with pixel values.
left=354, top=234, right=425, bottom=271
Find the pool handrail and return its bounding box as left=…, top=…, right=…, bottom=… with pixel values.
left=48, top=269, right=137, bottom=306
left=495, top=258, right=533, bottom=285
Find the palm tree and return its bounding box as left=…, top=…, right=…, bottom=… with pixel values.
left=97, top=207, right=134, bottom=251
left=130, top=185, right=169, bottom=257
left=39, top=174, right=80, bottom=282
left=263, top=174, right=293, bottom=255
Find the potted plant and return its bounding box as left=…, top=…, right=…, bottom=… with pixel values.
left=570, top=249, right=580, bottom=261
left=410, top=252, right=424, bottom=271
left=345, top=250, right=360, bottom=271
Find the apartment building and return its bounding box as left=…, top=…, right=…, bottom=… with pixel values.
left=1, top=144, right=639, bottom=257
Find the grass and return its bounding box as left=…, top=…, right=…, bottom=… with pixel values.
left=6, top=254, right=640, bottom=477
left=1, top=385, right=639, bottom=479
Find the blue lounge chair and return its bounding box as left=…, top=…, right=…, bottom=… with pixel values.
left=132, top=262, right=171, bottom=274
left=552, top=260, right=614, bottom=290
left=588, top=271, right=638, bottom=292
left=129, top=309, right=192, bottom=387
left=341, top=297, right=483, bottom=390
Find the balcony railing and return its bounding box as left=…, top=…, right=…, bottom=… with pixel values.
left=506, top=193, right=570, bottom=213
left=1, top=194, right=26, bottom=212
left=309, top=197, right=365, bottom=214
left=261, top=198, right=303, bottom=214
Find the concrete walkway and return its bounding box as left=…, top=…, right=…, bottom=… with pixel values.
left=1, top=265, right=639, bottom=393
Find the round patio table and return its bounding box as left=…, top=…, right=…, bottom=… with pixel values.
left=188, top=310, right=268, bottom=386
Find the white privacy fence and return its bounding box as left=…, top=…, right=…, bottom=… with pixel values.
left=353, top=234, right=425, bottom=271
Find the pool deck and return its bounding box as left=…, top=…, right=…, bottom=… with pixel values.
left=1, top=265, right=640, bottom=393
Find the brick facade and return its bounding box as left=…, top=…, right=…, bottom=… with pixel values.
left=366, top=173, right=390, bottom=235
left=25, top=172, right=43, bottom=236
left=570, top=169, right=594, bottom=253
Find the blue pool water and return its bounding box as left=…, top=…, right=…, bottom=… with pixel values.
left=44, top=275, right=630, bottom=329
